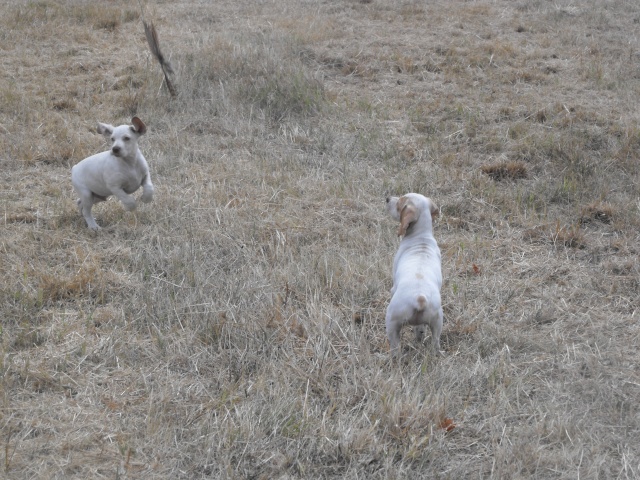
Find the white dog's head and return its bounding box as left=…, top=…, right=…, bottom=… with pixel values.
left=386, top=193, right=438, bottom=237
left=97, top=117, right=147, bottom=159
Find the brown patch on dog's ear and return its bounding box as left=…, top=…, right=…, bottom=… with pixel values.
left=396, top=196, right=407, bottom=215
left=131, top=117, right=147, bottom=135
left=97, top=122, right=113, bottom=136
left=398, top=197, right=419, bottom=236
left=428, top=198, right=439, bottom=218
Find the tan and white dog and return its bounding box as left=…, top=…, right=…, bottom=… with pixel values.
left=385, top=193, right=443, bottom=358
left=71, top=117, right=153, bottom=230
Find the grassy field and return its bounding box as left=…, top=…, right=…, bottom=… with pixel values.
left=1, top=0, right=640, bottom=478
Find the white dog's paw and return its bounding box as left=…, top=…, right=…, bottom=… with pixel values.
left=123, top=200, right=137, bottom=211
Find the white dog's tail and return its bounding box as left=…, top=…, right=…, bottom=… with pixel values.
left=417, top=295, right=427, bottom=311
left=415, top=294, right=439, bottom=318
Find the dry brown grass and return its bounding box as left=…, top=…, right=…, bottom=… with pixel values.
left=1, top=0, right=640, bottom=478
left=481, top=160, right=528, bottom=181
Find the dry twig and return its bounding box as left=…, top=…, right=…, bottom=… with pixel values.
left=142, top=19, right=176, bottom=97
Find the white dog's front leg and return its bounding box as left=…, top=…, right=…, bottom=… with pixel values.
left=140, top=177, right=154, bottom=203
left=111, top=187, right=137, bottom=211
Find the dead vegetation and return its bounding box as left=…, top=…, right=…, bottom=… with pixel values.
left=1, top=0, right=639, bottom=478
left=481, top=160, right=528, bottom=181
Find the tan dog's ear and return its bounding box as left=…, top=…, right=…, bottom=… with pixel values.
left=428, top=199, right=439, bottom=218
left=131, top=117, right=147, bottom=135
left=397, top=197, right=419, bottom=236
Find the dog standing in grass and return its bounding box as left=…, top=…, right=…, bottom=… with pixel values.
left=71, top=117, right=153, bottom=230
left=385, top=193, right=443, bottom=359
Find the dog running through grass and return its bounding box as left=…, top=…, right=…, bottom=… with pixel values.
left=71, top=117, right=153, bottom=230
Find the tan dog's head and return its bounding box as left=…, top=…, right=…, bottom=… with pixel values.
left=386, top=193, right=438, bottom=236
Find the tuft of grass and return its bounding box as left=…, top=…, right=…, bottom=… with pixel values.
left=5, top=2, right=138, bottom=30
left=550, top=222, right=586, bottom=249
left=247, top=69, right=324, bottom=122
left=37, top=264, right=106, bottom=304
left=481, top=160, right=528, bottom=181
left=180, top=33, right=324, bottom=123
left=523, top=221, right=586, bottom=249
left=579, top=201, right=615, bottom=224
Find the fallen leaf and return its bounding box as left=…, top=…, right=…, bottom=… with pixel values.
left=438, top=417, right=456, bottom=432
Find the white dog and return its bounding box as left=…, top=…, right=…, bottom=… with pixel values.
left=385, top=193, right=443, bottom=358
left=71, top=117, right=153, bottom=230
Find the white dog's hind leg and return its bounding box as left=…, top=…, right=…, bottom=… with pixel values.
left=79, top=196, right=100, bottom=231
left=414, top=325, right=426, bottom=342
left=430, top=307, right=444, bottom=355
left=413, top=295, right=427, bottom=343
left=72, top=181, right=100, bottom=230
left=385, top=311, right=402, bottom=359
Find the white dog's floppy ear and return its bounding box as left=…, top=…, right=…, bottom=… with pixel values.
left=131, top=117, right=147, bottom=135
left=397, top=196, right=419, bottom=236
left=97, top=122, right=114, bottom=136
